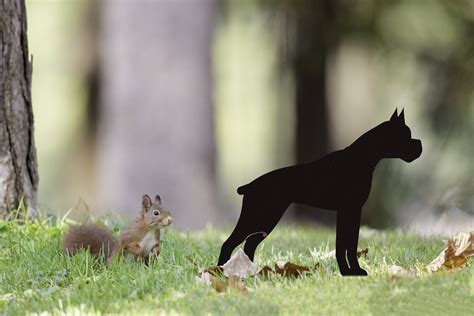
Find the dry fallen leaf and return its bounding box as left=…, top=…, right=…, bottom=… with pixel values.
left=427, top=231, right=474, bottom=273
left=257, top=265, right=274, bottom=278
left=197, top=249, right=252, bottom=294
left=227, top=275, right=249, bottom=295
left=256, top=261, right=311, bottom=278
left=443, top=255, right=468, bottom=270
left=222, top=248, right=258, bottom=278
left=196, top=266, right=223, bottom=287
left=197, top=270, right=249, bottom=294
left=451, top=231, right=474, bottom=257
left=196, top=271, right=213, bottom=285
left=210, top=275, right=230, bottom=293
left=275, top=261, right=310, bottom=277
left=387, top=265, right=417, bottom=279
left=319, top=248, right=369, bottom=260
left=201, top=265, right=223, bottom=277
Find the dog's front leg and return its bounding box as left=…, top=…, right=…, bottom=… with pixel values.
left=336, top=210, right=351, bottom=275
left=345, top=208, right=367, bottom=276
left=336, top=208, right=367, bottom=276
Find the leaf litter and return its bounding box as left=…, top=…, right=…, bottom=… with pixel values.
left=195, top=245, right=372, bottom=293
left=387, top=231, right=474, bottom=277
left=222, top=249, right=258, bottom=278
left=196, top=249, right=254, bottom=294
left=195, top=247, right=317, bottom=294
left=426, top=231, right=474, bottom=273
left=195, top=231, right=473, bottom=294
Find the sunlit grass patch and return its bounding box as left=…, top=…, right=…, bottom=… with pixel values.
left=0, top=217, right=473, bottom=315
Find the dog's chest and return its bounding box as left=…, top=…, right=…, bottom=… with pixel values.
left=139, top=230, right=158, bottom=256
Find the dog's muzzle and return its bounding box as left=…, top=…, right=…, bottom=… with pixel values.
left=402, top=139, right=422, bottom=162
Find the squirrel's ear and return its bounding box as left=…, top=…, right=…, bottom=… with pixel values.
left=154, top=195, right=162, bottom=205
left=390, top=108, right=398, bottom=122
left=398, top=108, right=405, bottom=124
left=142, top=195, right=152, bottom=213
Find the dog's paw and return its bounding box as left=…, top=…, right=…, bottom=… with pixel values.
left=350, top=267, right=368, bottom=276
left=339, top=268, right=352, bottom=276
left=340, top=267, right=368, bottom=276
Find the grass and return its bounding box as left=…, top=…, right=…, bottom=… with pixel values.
left=0, top=216, right=473, bottom=315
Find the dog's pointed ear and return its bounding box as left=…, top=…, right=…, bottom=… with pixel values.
left=390, top=108, right=398, bottom=122
left=398, top=108, right=405, bottom=124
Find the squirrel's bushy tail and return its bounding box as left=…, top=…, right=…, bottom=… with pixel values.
left=63, top=223, right=117, bottom=260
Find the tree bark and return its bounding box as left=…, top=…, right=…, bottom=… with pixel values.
left=97, top=0, right=219, bottom=229
left=0, top=0, right=38, bottom=217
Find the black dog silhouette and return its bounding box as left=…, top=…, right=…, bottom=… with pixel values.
left=218, top=109, right=422, bottom=276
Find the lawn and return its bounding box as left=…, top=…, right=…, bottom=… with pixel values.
left=0, top=216, right=473, bottom=315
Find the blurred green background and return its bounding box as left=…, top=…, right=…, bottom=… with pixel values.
left=26, top=0, right=473, bottom=233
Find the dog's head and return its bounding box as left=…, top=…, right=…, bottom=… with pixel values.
left=374, top=109, right=422, bottom=162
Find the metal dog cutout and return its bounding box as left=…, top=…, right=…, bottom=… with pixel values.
left=218, top=109, right=422, bottom=276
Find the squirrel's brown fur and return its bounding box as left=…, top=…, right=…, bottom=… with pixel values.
left=62, top=194, right=172, bottom=263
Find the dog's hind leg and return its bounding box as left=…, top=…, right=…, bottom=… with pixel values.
left=217, top=196, right=255, bottom=265
left=243, top=234, right=267, bottom=262
left=217, top=225, right=248, bottom=265
left=243, top=202, right=289, bottom=262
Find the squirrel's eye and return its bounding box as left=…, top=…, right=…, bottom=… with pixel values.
left=153, top=210, right=160, bottom=216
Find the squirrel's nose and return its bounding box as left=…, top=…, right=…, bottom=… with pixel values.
left=166, top=216, right=172, bottom=225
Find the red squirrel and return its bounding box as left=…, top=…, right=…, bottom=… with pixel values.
left=63, top=194, right=172, bottom=263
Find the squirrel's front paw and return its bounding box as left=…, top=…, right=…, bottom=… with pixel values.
left=150, top=245, right=161, bottom=257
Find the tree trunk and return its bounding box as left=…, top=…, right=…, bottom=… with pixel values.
left=0, top=0, right=38, bottom=217
left=292, top=0, right=335, bottom=224
left=294, top=7, right=330, bottom=164
left=97, top=0, right=219, bottom=229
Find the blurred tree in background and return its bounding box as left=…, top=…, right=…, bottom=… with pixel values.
left=96, top=0, right=220, bottom=229
left=25, top=0, right=473, bottom=232
left=255, top=0, right=474, bottom=231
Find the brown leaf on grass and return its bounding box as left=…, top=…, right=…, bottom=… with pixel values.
left=197, top=250, right=251, bottom=294
left=209, top=274, right=229, bottom=293
left=275, top=261, right=310, bottom=277
left=227, top=275, right=249, bottom=295
left=197, top=271, right=248, bottom=295
left=358, top=248, right=369, bottom=257
left=222, top=248, right=258, bottom=278
left=196, top=271, right=213, bottom=285
left=210, top=275, right=249, bottom=294
left=257, top=265, right=274, bottom=277
left=427, top=231, right=474, bottom=273
left=196, top=266, right=224, bottom=288
left=387, top=265, right=417, bottom=279
left=319, top=248, right=369, bottom=260
left=202, top=265, right=223, bottom=277
left=256, top=261, right=311, bottom=278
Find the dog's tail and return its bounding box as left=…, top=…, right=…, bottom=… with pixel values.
left=237, top=184, right=250, bottom=195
